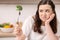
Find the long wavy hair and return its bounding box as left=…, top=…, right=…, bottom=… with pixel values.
left=33, top=0, right=57, bottom=34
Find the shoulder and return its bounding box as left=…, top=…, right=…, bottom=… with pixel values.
left=22, top=16, right=35, bottom=37
left=25, top=15, right=35, bottom=23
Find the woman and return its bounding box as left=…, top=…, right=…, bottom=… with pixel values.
left=14, top=0, right=59, bottom=40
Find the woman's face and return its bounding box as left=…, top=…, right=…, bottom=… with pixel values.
left=39, top=4, right=53, bottom=22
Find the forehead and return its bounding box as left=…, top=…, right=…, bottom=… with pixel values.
left=39, top=4, right=52, bottom=10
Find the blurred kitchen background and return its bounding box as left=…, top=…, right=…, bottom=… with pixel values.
left=0, top=0, right=60, bottom=40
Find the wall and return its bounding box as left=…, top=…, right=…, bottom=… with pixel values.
left=0, top=4, right=37, bottom=24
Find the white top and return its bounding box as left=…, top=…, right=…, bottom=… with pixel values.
left=22, top=16, right=60, bottom=40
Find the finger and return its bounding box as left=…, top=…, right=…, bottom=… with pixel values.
left=50, top=14, right=55, bottom=20
left=15, top=29, right=22, bottom=35
left=14, top=29, right=21, bottom=35
left=49, top=14, right=55, bottom=20
left=14, top=25, right=20, bottom=29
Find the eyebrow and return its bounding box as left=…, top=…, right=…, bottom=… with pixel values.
left=39, top=8, right=52, bottom=10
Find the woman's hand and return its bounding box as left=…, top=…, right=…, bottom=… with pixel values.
left=45, top=14, right=55, bottom=24
left=14, top=24, right=23, bottom=37
left=45, top=14, right=58, bottom=40
left=13, top=23, right=26, bottom=40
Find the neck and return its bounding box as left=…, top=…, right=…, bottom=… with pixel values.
left=42, top=21, right=45, bottom=26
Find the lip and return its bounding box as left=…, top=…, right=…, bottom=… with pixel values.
left=42, top=16, right=46, bottom=19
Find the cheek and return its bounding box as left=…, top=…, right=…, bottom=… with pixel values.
left=39, top=13, right=42, bottom=19
left=46, top=13, right=52, bottom=19
left=39, top=14, right=45, bottom=21
left=39, top=13, right=42, bottom=18
left=47, top=14, right=50, bottom=18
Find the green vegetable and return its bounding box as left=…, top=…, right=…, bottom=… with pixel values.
left=0, top=24, right=4, bottom=28
left=0, top=23, right=10, bottom=28
left=16, top=5, right=23, bottom=11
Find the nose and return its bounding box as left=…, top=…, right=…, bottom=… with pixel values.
left=43, top=12, right=46, bottom=16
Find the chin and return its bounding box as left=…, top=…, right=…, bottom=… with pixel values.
left=40, top=18, right=46, bottom=22
left=41, top=19, right=46, bottom=22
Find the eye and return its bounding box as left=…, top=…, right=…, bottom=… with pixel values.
left=46, top=9, right=49, bottom=12
left=39, top=10, right=43, bottom=12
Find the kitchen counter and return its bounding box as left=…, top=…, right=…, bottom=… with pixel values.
left=0, top=30, right=15, bottom=37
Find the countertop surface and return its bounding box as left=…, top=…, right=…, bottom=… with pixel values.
left=0, top=30, right=16, bottom=37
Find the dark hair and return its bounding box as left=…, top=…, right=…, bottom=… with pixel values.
left=33, top=0, right=57, bottom=34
